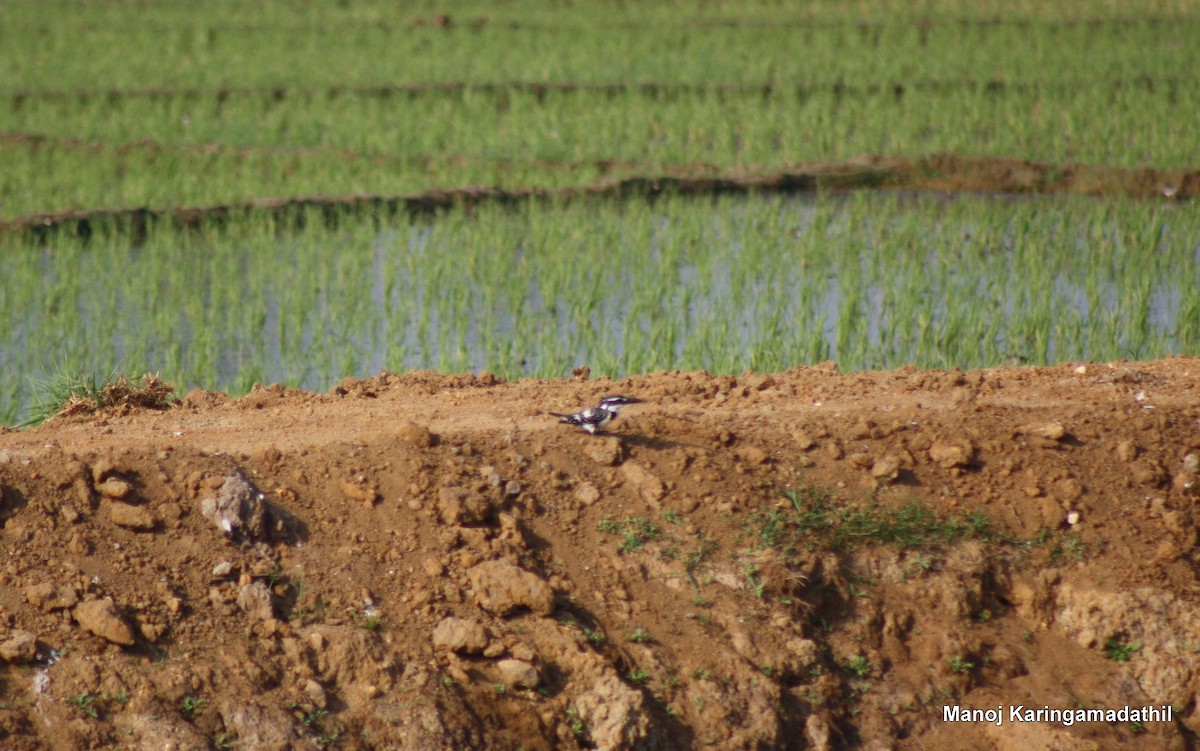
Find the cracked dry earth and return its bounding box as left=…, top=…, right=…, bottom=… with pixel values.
left=1, top=359, right=1199, bottom=751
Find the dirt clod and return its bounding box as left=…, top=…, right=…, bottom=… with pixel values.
left=0, top=629, right=37, bottom=663
left=73, top=597, right=135, bottom=645
left=432, top=617, right=489, bottom=654
left=108, top=500, right=156, bottom=530
left=24, top=580, right=79, bottom=612
left=467, top=560, right=555, bottom=616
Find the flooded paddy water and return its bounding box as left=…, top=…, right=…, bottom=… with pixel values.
left=3, top=191, right=1196, bottom=425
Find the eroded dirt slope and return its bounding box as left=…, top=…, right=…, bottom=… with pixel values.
left=1, top=359, right=1199, bottom=750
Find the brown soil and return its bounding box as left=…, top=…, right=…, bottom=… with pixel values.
left=1, top=359, right=1199, bottom=750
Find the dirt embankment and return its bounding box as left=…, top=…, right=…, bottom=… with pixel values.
left=1, top=359, right=1199, bottom=750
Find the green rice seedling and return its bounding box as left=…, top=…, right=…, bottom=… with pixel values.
left=4, top=192, right=1199, bottom=424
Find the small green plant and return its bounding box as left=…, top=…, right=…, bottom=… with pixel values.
left=752, top=508, right=794, bottom=551
left=662, top=509, right=682, bottom=525
left=493, top=683, right=507, bottom=695
left=302, top=708, right=329, bottom=727
left=584, top=627, right=607, bottom=646
left=627, top=626, right=652, bottom=644
left=353, top=611, right=383, bottom=631
left=1103, top=637, right=1141, bottom=662
left=628, top=669, right=651, bottom=684
left=297, top=706, right=341, bottom=745
left=565, top=708, right=586, bottom=738
left=947, top=656, right=975, bottom=673
left=742, top=562, right=767, bottom=598
left=68, top=691, right=102, bottom=719
left=690, top=668, right=712, bottom=680
left=844, top=656, right=872, bottom=678
left=181, top=694, right=207, bottom=720
left=600, top=517, right=671, bottom=553
left=1051, top=532, right=1086, bottom=562
left=779, top=486, right=994, bottom=551
left=620, top=517, right=666, bottom=552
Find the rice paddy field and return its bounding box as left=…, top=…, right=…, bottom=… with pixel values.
left=2, top=0, right=1199, bottom=424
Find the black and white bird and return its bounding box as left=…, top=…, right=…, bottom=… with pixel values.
left=550, top=394, right=642, bottom=435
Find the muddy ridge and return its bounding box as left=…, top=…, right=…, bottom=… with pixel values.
left=3, top=155, right=1194, bottom=242
left=1, top=359, right=1198, bottom=750
left=9, top=16, right=1190, bottom=37
left=4, top=75, right=1190, bottom=108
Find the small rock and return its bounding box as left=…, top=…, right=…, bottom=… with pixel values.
left=96, top=477, right=132, bottom=500
left=139, top=622, right=165, bottom=642
left=504, top=481, right=522, bottom=497
left=212, top=561, right=234, bottom=579
left=25, top=581, right=79, bottom=612
left=1173, top=472, right=1198, bottom=495
left=304, top=679, right=327, bottom=709
left=109, top=502, right=156, bottom=531
left=1132, top=462, right=1166, bottom=487
left=734, top=446, right=769, bottom=465
left=870, top=457, right=901, bottom=479
left=1055, top=478, right=1083, bottom=502
left=1036, top=421, right=1067, bottom=441
left=575, top=482, right=601, bottom=506
left=437, top=486, right=491, bottom=526
left=496, top=658, right=539, bottom=689
left=929, top=441, right=974, bottom=469
left=0, top=630, right=37, bottom=663
left=396, top=421, right=436, bottom=448
left=793, top=431, right=816, bottom=450
left=849, top=421, right=875, bottom=440
left=1115, top=440, right=1139, bottom=462
left=846, top=452, right=873, bottom=469
left=90, top=456, right=117, bottom=484
left=199, top=470, right=268, bottom=541
left=467, top=560, right=555, bottom=616
left=431, top=617, right=488, bottom=655
left=74, top=598, right=135, bottom=646
left=620, top=462, right=665, bottom=506
left=805, top=712, right=834, bottom=751
left=340, top=480, right=379, bottom=507
left=584, top=437, right=623, bottom=467
left=236, top=581, right=276, bottom=622
left=573, top=674, right=649, bottom=751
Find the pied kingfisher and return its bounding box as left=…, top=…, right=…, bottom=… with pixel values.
left=550, top=394, right=642, bottom=435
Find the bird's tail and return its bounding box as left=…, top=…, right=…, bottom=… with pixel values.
left=548, top=412, right=572, bottom=421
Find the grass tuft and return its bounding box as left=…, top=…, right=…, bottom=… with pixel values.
left=767, top=484, right=998, bottom=552
left=24, top=367, right=175, bottom=426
